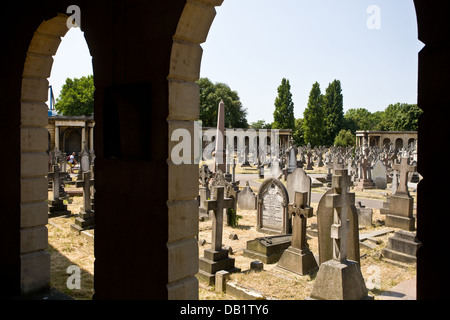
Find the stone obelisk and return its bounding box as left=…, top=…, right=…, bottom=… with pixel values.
left=215, top=100, right=226, bottom=173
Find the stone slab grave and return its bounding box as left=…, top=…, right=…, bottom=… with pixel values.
left=276, top=192, right=318, bottom=275
left=71, top=171, right=95, bottom=234
left=237, top=181, right=257, bottom=211
left=47, top=164, right=71, bottom=218
left=286, top=168, right=311, bottom=207
left=198, top=186, right=240, bottom=285
left=243, top=235, right=292, bottom=264
left=382, top=230, right=421, bottom=264
left=355, top=157, right=375, bottom=190
left=256, top=177, right=290, bottom=235
left=310, top=169, right=371, bottom=300
left=385, top=157, right=416, bottom=231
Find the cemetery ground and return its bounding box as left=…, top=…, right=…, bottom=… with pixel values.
left=47, top=169, right=416, bottom=301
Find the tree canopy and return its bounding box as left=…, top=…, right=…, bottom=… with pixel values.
left=272, top=78, right=295, bottom=130
left=197, top=77, right=248, bottom=128
left=55, top=75, right=94, bottom=116
left=303, top=82, right=325, bottom=147
left=322, top=80, right=344, bottom=146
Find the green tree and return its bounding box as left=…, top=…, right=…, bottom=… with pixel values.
left=250, top=120, right=272, bottom=129
left=344, top=108, right=376, bottom=133
left=293, top=118, right=305, bottom=146
left=55, top=75, right=94, bottom=116
left=272, top=78, right=295, bottom=130
left=303, top=82, right=324, bottom=147
left=197, top=77, right=248, bottom=128
left=334, top=129, right=356, bottom=147
left=323, top=80, right=344, bottom=145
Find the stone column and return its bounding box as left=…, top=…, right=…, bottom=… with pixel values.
left=54, top=125, right=60, bottom=151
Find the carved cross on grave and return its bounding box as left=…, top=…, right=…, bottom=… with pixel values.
left=289, top=192, right=313, bottom=252
left=199, top=164, right=212, bottom=187
left=205, top=186, right=233, bottom=251
left=358, top=157, right=371, bottom=180
left=48, top=164, right=67, bottom=201
left=392, top=157, right=416, bottom=196
left=325, top=169, right=355, bottom=263
left=76, top=171, right=95, bottom=213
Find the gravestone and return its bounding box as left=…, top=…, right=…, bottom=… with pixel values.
left=355, top=157, right=375, bottom=190
left=256, top=178, right=290, bottom=235
left=237, top=182, right=257, bottom=210
left=286, top=168, right=311, bottom=207
left=316, top=169, right=360, bottom=265
left=214, top=100, right=226, bottom=173
left=71, top=171, right=95, bottom=234
left=47, top=164, right=71, bottom=218
left=269, top=161, right=283, bottom=180
left=277, top=192, right=319, bottom=275
left=355, top=202, right=373, bottom=227
left=310, top=169, right=370, bottom=300
left=385, top=157, right=416, bottom=231
left=198, top=164, right=213, bottom=219
left=198, top=186, right=240, bottom=285
left=372, top=159, right=387, bottom=189
left=210, top=170, right=236, bottom=225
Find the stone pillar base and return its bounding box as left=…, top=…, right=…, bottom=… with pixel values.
left=309, top=259, right=372, bottom=300
left=197, top=249, right=240, bottom=286
left=276, top=246, right=318, bottom=276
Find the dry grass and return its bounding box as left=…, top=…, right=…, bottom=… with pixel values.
left=47, top=193, right=94, bottom=300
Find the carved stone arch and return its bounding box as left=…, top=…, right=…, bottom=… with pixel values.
left=166, top=0, right=224, bottom=300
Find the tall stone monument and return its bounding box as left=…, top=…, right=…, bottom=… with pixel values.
left=385, top=157, right=416, bottom=231
left=277, top=192, right=318, bottom=275
left=47, top=164, right=70, bottom=218
left=310, top=169, right=370, bottom=300
left=214, top=100, right=226, bottom=174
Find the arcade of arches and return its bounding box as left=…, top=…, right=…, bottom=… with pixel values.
left=0, top=0, right=447, bottom=300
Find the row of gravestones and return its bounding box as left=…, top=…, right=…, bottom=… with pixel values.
left=197, top=157, right=420, bottom=299
left=47, top=148, right=96, bottom=234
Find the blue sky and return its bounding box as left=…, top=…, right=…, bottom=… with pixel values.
left=49, top=0, right=422, bottom=124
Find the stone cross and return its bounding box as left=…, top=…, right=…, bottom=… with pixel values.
left=289, top=192, right=313, bottom=251
left=205, top=186, right=233, bottom=251
left=392, top=157, right=416, bottom=195
left=76, top=171, right=95, bottom=213
left=325, top=169, right=355, bottom=263
left=358, top=157, right=370, bottom=180
left=48, top=164, right=64, bottom=201
left=199, top=164, right=212, bottom=187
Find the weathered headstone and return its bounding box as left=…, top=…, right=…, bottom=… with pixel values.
left=355, top=157, right=375, bottom=190
left=385, top=157, right=416, bottom=231
left=198, top=186, right=240, bottom=285
left=277, top=192, right=319, bottom=275
left=316, top=169, right=360, bottom=265
left=371, top=159, right=387, bottom=189
left=355, top=201, right=373, bottom=227
left=237, top=182, right=257, bottom=210
left=286, top=168, right=311, bottom=207
left=310, top=169, right=370, bottom=300
left=256, top=178, right=290, bottom=235
left=47, top=164, right=71, bottom=218
left=198, top=164, right=213, bottom=219
left=71, top=171, right=95, bottom=233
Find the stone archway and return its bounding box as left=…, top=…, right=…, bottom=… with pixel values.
left=20, top=14, right=72, bottom=294
left=167, top=0, right=224, bottom=300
